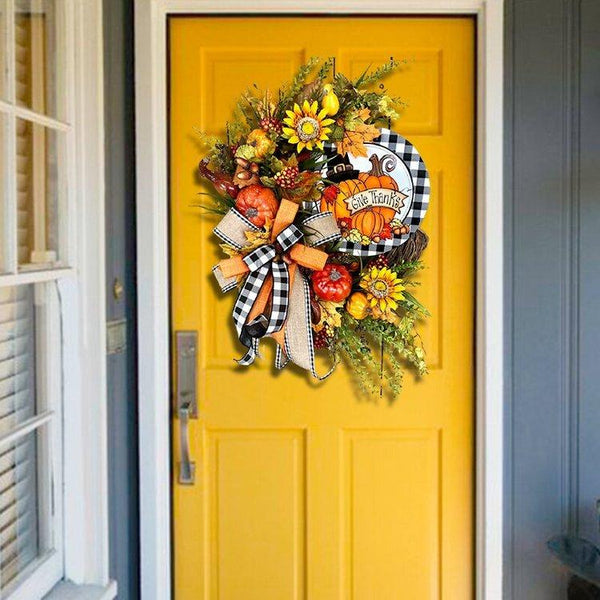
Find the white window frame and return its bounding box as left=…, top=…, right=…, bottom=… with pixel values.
left=0, top=1, right=115, bottom=599
left=135, top=1, right=504, bottom=599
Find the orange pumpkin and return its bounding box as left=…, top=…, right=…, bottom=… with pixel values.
left=320, top=154, right=398, bottom=229
left=235, top=184, right=279, bottom=227
left=351, top=210, right=386, bottom=237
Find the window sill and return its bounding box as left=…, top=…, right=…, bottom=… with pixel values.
left=43, top=580, right=117, bottom=600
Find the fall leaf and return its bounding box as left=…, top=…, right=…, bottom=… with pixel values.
left=314, top=300, right=344, bottom=331
left=244, top=224, right=272, bottom=251
left=336, top=108, right=380, bottom=157
left=281, top=171, right=322, bottom=203
left=336, top=124, right=380, bottom=157
left=219, top=243, right=242, bottom=258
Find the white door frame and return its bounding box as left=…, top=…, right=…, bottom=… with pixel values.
left=134, top=2, right=504, bottom=599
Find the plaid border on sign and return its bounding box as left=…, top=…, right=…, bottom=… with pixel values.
left=321, top=128, right=430, bottom=257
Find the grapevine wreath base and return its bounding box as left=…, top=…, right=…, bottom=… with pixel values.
left=196, top=58, right=431, bottom=397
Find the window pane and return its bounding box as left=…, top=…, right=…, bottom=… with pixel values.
left=0, top=114, right=7, bottom=272
left=16, top=119, right=64, bottom=269
left=0, top=285, right=37, bottom=432
left=0, top=429, right=46, bottom=594
left=14, top=0, right=61, bottom=119
left=0, top=1, right=6, bottom=99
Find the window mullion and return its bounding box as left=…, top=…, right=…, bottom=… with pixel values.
left=0, top=102, right=70, bottom=131
left=0, top=412, right=54, bottom=450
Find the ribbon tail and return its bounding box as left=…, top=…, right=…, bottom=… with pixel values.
left=280, top=271, right=336, bottom=380
left=232, top=264, right=270, bottom=365
left=266, top=261, right=290, bottom=334
left=275, top=345, right=289, bottom=370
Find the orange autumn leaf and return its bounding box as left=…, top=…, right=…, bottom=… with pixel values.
left=336, top=108, right=380, bottom=157
left=336, top=123, right=380, bottom=157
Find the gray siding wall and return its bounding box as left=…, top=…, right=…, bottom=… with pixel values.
left=505, top=0, right=600, bottom=597
left=104, top=1, right=139, bottom=598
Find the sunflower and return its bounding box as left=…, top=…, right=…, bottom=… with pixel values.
left=282, top=100, right=334, bottom=152
left=359, top=267, right=405, bottom=312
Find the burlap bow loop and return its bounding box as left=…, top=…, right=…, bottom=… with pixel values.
left=212, top=199, right=341, bottom=376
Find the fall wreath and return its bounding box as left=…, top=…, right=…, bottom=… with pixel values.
left=196, top=58, right=431, bottom=397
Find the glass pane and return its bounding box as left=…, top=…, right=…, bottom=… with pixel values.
left=14, top=0, right=61, bottom=119
left=0, top=429, right=47, bottom=594
left=16, top=118, right=64, bottom=269
left=0, top=285, right=37, bottom=432
left=0, top=0, right=6, bottom=99
left=0, top=114, right=7, bottom=272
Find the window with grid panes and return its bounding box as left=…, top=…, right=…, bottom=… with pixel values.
left=0, top=1, right=66, bottom=597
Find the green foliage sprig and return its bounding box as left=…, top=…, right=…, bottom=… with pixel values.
left=330, top=259, right=428, bottom=400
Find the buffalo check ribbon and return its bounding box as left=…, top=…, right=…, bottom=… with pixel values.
left=212, top=199, right=340, bottom=375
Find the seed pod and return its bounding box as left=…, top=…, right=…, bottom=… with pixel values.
left=310, top=297, right=322, bottom=324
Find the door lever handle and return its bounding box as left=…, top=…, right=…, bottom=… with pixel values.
left=175, top=331, right=198, bottom=485
left=178, top=399, right=195, bottom=485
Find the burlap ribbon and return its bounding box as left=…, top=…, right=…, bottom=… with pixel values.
left=213, top=199, right=340, bottom=376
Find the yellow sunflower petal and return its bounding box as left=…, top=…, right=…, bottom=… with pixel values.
left=285, top=110, right=296, bottom=120
left=282, top=127, right=295, bottom=136
left=288, top=135, right=299, bottom=144
left=370, top=297, right=378, bottom=307
left=302, top=99, right=311, bottom=113
left=316, top=140, right=324, bottom=150
left=297, top=141, right=305, bottom=151
left=293, top=103, right=302, bottom=114
left=387, top=299, right=398, bottom=311
left=310, top=101, right=318, bottom=114
left=321, top=118, right=335, bottom=127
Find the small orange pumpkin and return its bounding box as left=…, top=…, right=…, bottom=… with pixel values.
left=346, top=292, right=369, bottom=320
left=235, top=184, right=279, bottom=227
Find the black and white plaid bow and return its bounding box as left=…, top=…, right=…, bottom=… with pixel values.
left=233, top=224, right=304, bottom=365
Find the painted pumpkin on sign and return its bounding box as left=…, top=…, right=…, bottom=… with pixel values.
left=320, top=154, right=398, bottom=234
left=351, top=210, right=387, bottom=237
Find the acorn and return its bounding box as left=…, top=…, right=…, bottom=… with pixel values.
left=233, top=157, right=260, bottom=188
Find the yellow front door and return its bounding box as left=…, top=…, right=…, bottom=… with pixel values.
left=170, top=16, right=474, bottom=599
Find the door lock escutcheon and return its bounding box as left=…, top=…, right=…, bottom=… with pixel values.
left=175, top=331, right=198, bottom=485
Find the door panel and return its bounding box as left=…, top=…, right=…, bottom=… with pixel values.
left=169, top=16, right=475, bottom=599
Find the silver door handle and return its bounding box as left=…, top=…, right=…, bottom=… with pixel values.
left=175, top=331, right=198, bottom=485
left=178, top=400, right=195, bottom=485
